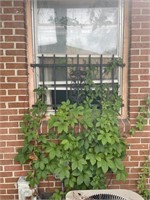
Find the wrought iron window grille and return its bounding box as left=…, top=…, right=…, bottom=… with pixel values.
left=31, top=54, right=122, bottom=112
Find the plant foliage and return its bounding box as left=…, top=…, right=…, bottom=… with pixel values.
left=137, top=157, right=150, bottom=200
left=15, top=60, right=127, bottom=199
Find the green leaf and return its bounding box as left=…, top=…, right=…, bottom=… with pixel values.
left=115, top=158, right=124, bottom=170
left=49, top=149, right=56, bottom=160
left=77, top=163, right=83, bottom=172
left=101, top=159, right=108, bottom=173
left=107, top=159, right=115, bottom=170
left=72, top=162, right=78, bottom=171
left=84, top=176, right=90, bottom=186
left=77, top=174, right=84, bottom=185
left=40, top=162, right=45, bottom=170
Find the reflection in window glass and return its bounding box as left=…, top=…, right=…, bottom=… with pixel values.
left=37, top=0, right=119, bottom=55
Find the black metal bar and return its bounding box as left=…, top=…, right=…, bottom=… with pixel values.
left=100, top=54, right=102, bottom=83
left=77, top=54, right=79, bottom=105
left=65, top=54, right=68, bottom=101
left=89, top=54, right=91, bottom=69
left=111, top=54, right=115, bottom=90
left=41, top=54, right=45, bottom=90
left=31, top=54, right=119, bottom=110
left=53, top=54, right=57, bottom=113
left=31, top=63, right=108, bottom=68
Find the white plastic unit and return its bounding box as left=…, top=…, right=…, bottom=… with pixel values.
left=66, top=189, right=145, bottom=200
left=18, top=176, right=37, bottom=200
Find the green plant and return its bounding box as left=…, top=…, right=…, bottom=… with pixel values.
left=15, top=61, right=127, bottom=199
left=137, top=156, right=150, bottom=200
left=130, top=96, right=150, bottom=135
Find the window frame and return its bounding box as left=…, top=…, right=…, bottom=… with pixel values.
left=26, top=0, right=130, bottom=118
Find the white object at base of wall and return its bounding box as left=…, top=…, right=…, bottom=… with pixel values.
left=18, top=176, right=37, bottom=200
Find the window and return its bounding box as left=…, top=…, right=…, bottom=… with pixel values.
left=31, top=0, right=126, bottom=113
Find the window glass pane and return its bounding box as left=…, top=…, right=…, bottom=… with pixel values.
left=37, top=0, right=119, bottom=55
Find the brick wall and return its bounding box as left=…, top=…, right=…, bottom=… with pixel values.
left=0, top=0, right=150, bottom=199
left=0, top=0, right=29, bottom=199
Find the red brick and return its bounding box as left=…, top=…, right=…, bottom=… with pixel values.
left=7, top=77, right=28, bottom=82
left=6, top=63, right=27, bottom=69
left=141, top=49, right=150, bottom=55
left=18, top=83, right=28, bottom=89
left=0, top=128, right=8, bottom=134
left=4, top=153, right=16, bottom=159
left=3, top=8, right=23, bottom=14
left=131, top=43, right=150, bottom=48
left=130, top=68, right=149, bottom=74
left=142, top=9, right=150, bottom=14
left=0, top=70, right=15, bottom=76
left=141, top=22, right=150, bottom=28
left=141, top=138, right=150, bottom=143
left=5, top=178, right=18, bottom=183
left=140, top=62, right=150, bottom=68
left=5, top=36, right=25, bottom=42
left=0, top=190, right=6, bottom=194
left=16, top=57, right=27, bottom=62
left=0, top=29, right=13, bottom=35
left=16, top=43, right=26, bottom=49
left=0, top=147, right=15, bottom=153
left=0, top=1, right=12, bottom=6
left=130, top=75, right=139, bottom=81
left=0, top=14, right=12, bottom=21
left=9, top=128, right=21, bottom=134
left=15, top=29, right=26, bottom=35
left=0, top=90, right=6, bottom=95
left=130, top=62, right=140, bottom=68
left=4, top=21, right=24, bottom=28
left=14, top=15, right=24, bottom=21
left=0, top=116, right=8, bottom=121
left=0, top=184, right=16, bottom=189
left=4, top=165, right=22, bottom=171
left=0, top=160, right=13, bottom=165
left=0, top=57, right=14, bottom=62
left=0, top=43, right=14, bottom=48
left=141, top=35, right=150, bottom=41
left=0, top=172, right=13, bottom=177
left=9, top=116, right=23, bottom=121
left=140, top=75, right=150, bottom=80
left=0, top=96, right=16, bottom=102
left=14, top=1, right=24, bottom=7
left=8, top=102, right=29, bottom=108
left=132, top=15, right=150, bottom=22
left=132, top=2, right=150, bottom=8
left=131, top=29, right=150, bottom=35
left=7, top=141, right=23, bottom=147
left=6, top=50, right=26, bottom=56
left=140, top=88, right=150, bottom=93
left=130, top=49, right=140, bottom=55
left=132, top=9, right=141, bottom=15
left=130, top=155, right=146, bottom=161
left=0, top=82, right=16, bottom=90
left=0, top=141, right=6, bottom=147
left=14, top=171, right=28, bottom=177
left=127, top=150, right=139, bottom=155
left=0, top=77, right=5, bottom=82
left=131, top=22, right=141, bottom=29
left=0, top=195, right=15, bottom=200
left=0, top=122, right=18, bottom=128
left=130, top=144, right=148, bottom=150
left=8, top=89, right=28, bottom=95
left=7, top=189, right=18, bottom=194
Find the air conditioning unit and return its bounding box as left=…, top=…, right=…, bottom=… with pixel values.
left=66, top=189, right=144, bottom=200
